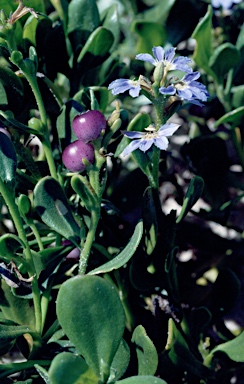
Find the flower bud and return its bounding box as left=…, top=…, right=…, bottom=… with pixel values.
left=153, top=62, right=165, bottom=86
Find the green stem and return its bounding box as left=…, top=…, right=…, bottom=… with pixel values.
left=0, top=179, right=42, bottom=335
left=14, top=61, right=58, bottom=181
left=79, top=208, right=99, bottom=274
left=0, top=360, right=51, bottom=379
left=42, top=319, right=60, bottom=343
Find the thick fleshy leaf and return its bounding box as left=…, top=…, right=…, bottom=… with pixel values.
left=0, top=323, right=34, bottom=345
left=33, top=176, right=81, bottom=245
left=71, top=174, right=99, bottom=214
left=207, top=331, right=244, bottom=363
left=77, top=27, right=114, bottom=68
left=0, top=281, right=35, bottom=327
left=23, top=15, right=41, bottom=45
left=0, top=131, right=17, bottom=190
left=56, top=275, right=126, bottom=381
left=102, top=4, right=120, bottom=50
left=176, top=176, right=204, bottom=223
left=131, top=325, right=158, bottom=376
left=0, top=82, right=7, bottom=105
left=209, top=43, right=240, bottom=83
left=132, top=21, right=166, bottom=54
left=192, top=6, right=215, bottom=78
left=34, top=364, right=50, bottom=384
left=0, top=65, right=24, bottom=113
left=0, top=234, right=24, bottom=263
left=108, top=339, right=130, bottom=383
left=48, top=352, right=98, bottom=384
left=116, top=376, right=168, bottom=384
left=88, top=221, right=143, bottom=275
left=67, top=0, right=100, bottom=49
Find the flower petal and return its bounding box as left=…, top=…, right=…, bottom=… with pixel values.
left=159, top=85, right=176, bottom=95
left=152, top=46, right=165, bottom=62
left=122, top=140, right=142, bottom=156
left=154, top=136, right=169, bottom=150
left=138, top=139, right=154, bottom=152
left=122, top=131, right=144, bottom=139
left=135, top=53, right=157, bottom=65
left=164, top=47, right=175, bottom=62
left=158, top=123, right=180, bottom=137
left=129, top=86, right=141, bottom=98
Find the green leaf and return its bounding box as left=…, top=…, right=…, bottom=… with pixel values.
left=34, top=364, right=50, bottom=384
left=131, top=325, right=158, bottom=376
left=192, top=5, right=215, bottom=78
left=49, top=352, right=98, bottom=384
left=0, top=0, right=14, bottom=14
left=0, top=82, right=7, bottom=105
left=88, top=221, right=143, bottom=275
left=67, top=0, right=100, bottom=49
left=208, top=331, right=244, bottom=363
left=102, top=4, right=120, bottom=50
left=0, top=281, right=36, bottom=328
left=232, top=85, right=244, bottom=109
left=33, top=176, right=81, bottom=245
left=0, top=234, right=24, bottom=263
left=116, top=376, right=168, bottom=384
left=23, top=15, right=40, bottom=45
left=176, top=176, right=204, bottom=223
left=108, top=339, right=130, bottom=383
left=77, top=27, right=114, bottom=68
left=214, top=106, right=244, bottom=126
left=0, top=131, right=17, bottom=190
left=132, top=21, right=166, bottom=53
left=56, top=275, right=126, bottom=382
left=209, top=43, right=240, bottom=82
left=0, top=323, right=34, bottom=344
left=71, top=174, right=99, bottom=213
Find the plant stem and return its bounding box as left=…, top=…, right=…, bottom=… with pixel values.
left=0, top=360, right=51, bottom=379
left=15, top=61, right=58, bottom=181
left=0, top=179, right=42, bottom=335
left=79, top=208, right=99, bottom=274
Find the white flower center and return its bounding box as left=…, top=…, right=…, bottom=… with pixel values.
left=175, top=81, right=187, bottom=90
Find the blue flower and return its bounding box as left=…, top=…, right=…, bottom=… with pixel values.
left=122, top=123, right=180, bottom=156
left=159, top=72, right=209, bottom=106
left=211, top=0, right=242, bottom=9
left=108, top=78, right=141, bottom=98
left=136, top=46, right=193, bottom=73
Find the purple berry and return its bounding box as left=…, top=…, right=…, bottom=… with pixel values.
left=62, top=140, right=94, bottom=172
left=72, top=110, right=107, bottom=142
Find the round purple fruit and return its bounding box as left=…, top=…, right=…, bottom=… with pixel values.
left=72, top=110, right=107, bottom=142
left=62, top=140, right=94, bottom=172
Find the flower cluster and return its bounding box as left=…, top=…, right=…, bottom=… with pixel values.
left=108, top=45, right=209, bottom=156
left=108, top=46, right=209, bottom=106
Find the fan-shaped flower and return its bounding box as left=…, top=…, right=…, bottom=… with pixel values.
left=122, top=123, right=180, bottom=156
left=108, top=78, right=141, bottom=98
left=136, top=46, right=193, bottom=73
left=159, top=72, right=209, bottom=106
